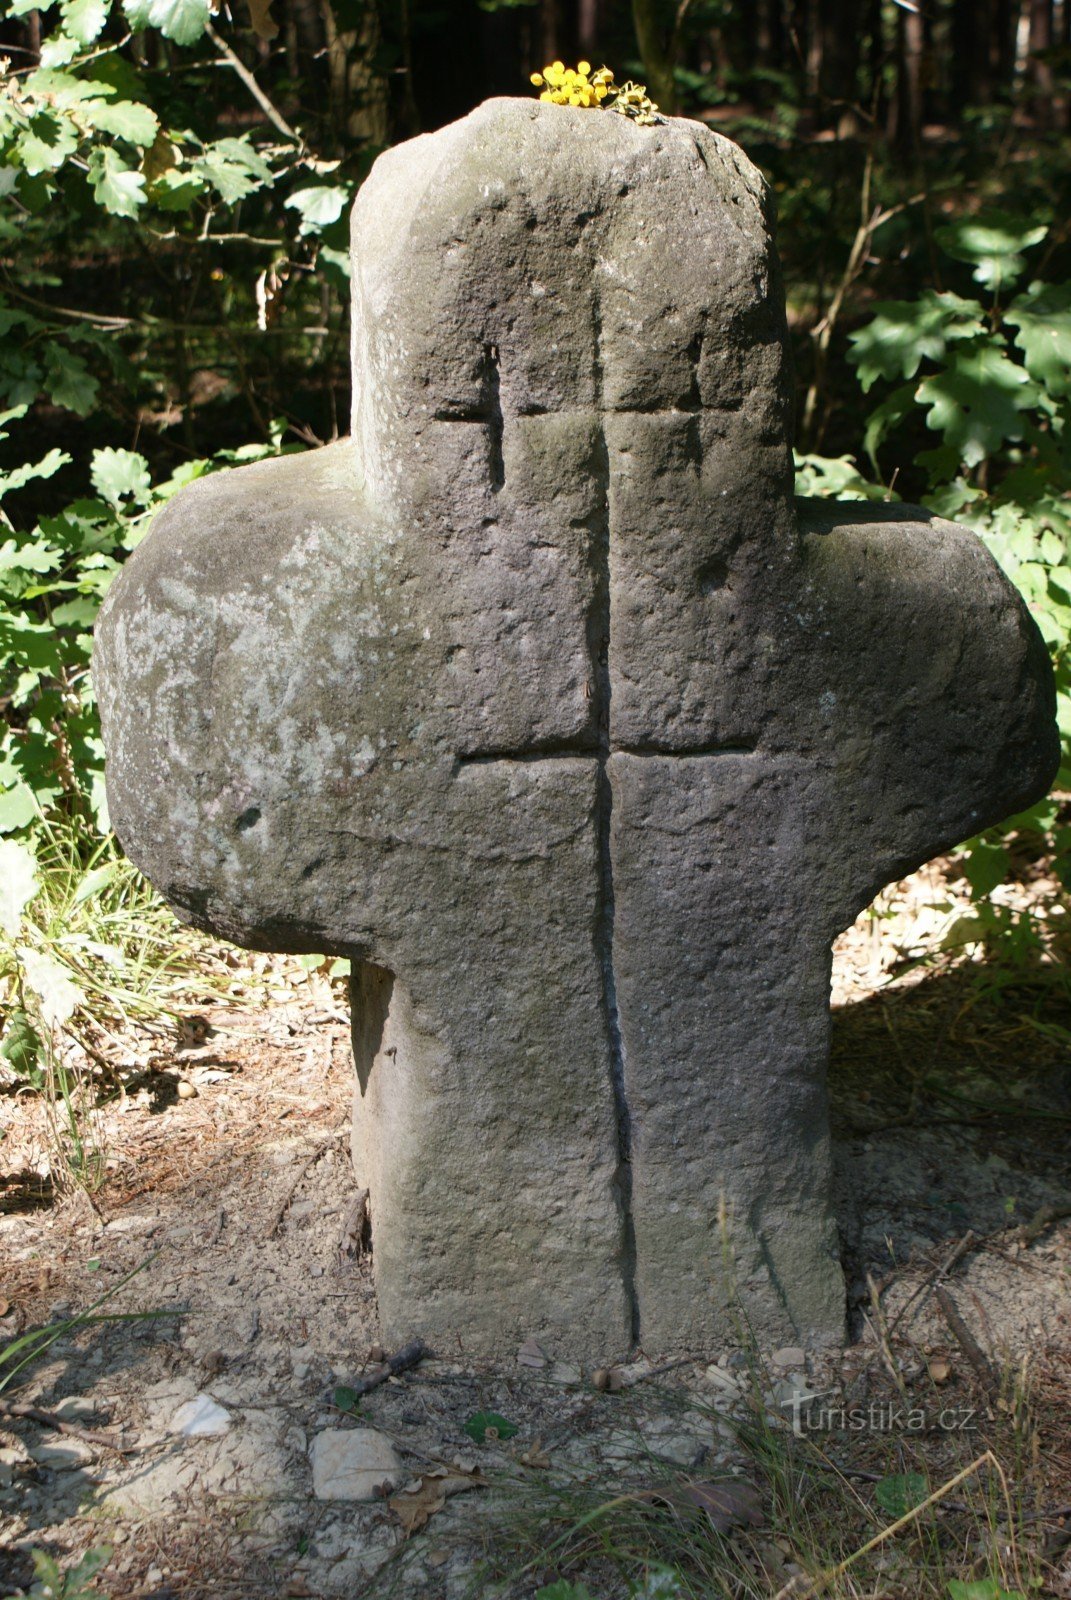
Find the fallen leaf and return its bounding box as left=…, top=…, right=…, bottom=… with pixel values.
left=639, top=1478, right=764, bottom=1533
left=518, top=1337, right=547, bottom=1368
left=463, top=1410, right=518, bottom=1444
left=389, top=1467, right=485, bottom=1534
left=247, top=0, right=279, bottom=40
left=875, top=1472, right=928, bottom=1518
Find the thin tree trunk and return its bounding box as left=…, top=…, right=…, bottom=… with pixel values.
left=952, top=0, right=993, bottom=106
left=894, top=1, right=924, bottom=155
left=631, top=0, right=678, bottom=110
left=578, top=0, right=599, bottom=59
left=993, top=0, right=1021, bottom=95
left=321, top=0, right=389, bottom=148
left=1029, top=0, right=1054, bottom=123
left=541, top=0, right=560, bottom=65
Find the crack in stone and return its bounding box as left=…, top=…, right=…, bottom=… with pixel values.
left=589, top=274, right=640, bottom=1348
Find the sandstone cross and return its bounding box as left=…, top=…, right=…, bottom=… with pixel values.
left=94, top=99, right=1057, bottom=1362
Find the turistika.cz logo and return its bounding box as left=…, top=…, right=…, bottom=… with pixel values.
left=781, top=1388, right=980, bottom=1438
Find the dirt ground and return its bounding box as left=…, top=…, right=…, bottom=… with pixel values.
left=1, top=862, right=1069, bottom=1600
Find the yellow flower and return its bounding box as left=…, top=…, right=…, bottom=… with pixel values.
left=528, top=60, right=661, bottom=125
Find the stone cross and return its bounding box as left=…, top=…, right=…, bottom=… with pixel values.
left=94, top=99, right=1057, bottom=1363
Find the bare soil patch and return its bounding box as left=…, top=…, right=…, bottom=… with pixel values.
left=1, top=864, right=1069, bottom=1599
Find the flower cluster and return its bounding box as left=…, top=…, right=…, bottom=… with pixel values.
left=608, top=79, right=661, bottom=125
left=529, top=61, right=661, bottom=125
left=530, top=60, right=614, bottom=106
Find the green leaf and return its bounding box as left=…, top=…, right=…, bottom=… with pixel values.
left=935, top=210, right=1048, bottom=293
left=317, top=245, right=351, bottom=285
left=148, top=166, right=204, bottom=210
left=961, top=838, right=1009, bottom=898
left=923, top=477, right=984, bottom=519
left=535, top=1585, right=594, bottom=1600
left=23, top=67, right=113, bottom=106
left=67, top=1544, right=114, bottom=1590
left=194, top=137, right=274, bottom=204
left=60, top=0, right=108, bottom=43
left=0, top=838, right=38, bottom=935
left=87, top=146, right=146, bottom=217
left=123, top=0, right=210, bottom=43
left=51, top=596, right=100, bottom=627
left=847, top=291, right=985, bottom=392
left=947, top=1582, right=1025, bottom=1600
left=862, top=381, right=917, bottom=466
left=285, top=184, right=350, bottom=237
left=332, top=1385, right=361, bottom=1414
left=916, top=343, right=1038, bottom=467
left=0, top=1007, right=44, bottom=1081
left=29, top=1549, right=64, bottom=1593
left=793, top=452, right=888, bottom=501
left=0, top=615, right=63, bottom=673
left=91, top=446, right=151, bottom=507
left=462, top=1410, right=518, bottom=1443
left=0, top=446, right=70, bottom=499
left=0, top=779, right=40, bottom=833
left=874, top=1471, right=928, bottom=1518
left=0, top=537, right=63, bottom=574
left=1005, top=281, right=1071, bottom=398
left=17, top=110, right=79, bottom=176
left=88, top=98, right=160, bottom=147
left=18, top=945, right=85, bottom=1028
left=39, top=33, right=80, bottom=67
left=44, top=343, right=99, bottom=414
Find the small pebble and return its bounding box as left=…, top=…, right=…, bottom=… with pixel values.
left=169, top=1394, right=231, bottom=1437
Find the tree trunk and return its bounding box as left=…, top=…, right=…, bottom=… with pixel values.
left=993, top=0, right=1022, bottom=95
left=631, top=0, right=678, bottom=111
left=951, top=0, right=993, bottom=107
left=1029, top=0, right=1054, bottom=123
left=894, top=0, right=924, bottom=155
left=321, top=0, right=389, bottom=148
left=541, top=0, right=560, bottom=66
left=578, top=0, right=599, bottom=59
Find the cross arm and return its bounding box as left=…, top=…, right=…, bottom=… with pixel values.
left=794, top=498, right=1059, bottom=935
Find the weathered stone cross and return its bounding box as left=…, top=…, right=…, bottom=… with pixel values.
left=94, top=99, right=1057, bottom=1362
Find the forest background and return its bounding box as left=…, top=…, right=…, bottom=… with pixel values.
left=0, top=0, right=1070, bottom=1139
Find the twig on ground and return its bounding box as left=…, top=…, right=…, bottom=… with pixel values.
left=1017, top=1201, right=1071, bottom=1246
left=335, top=1187, right=369, bottom=1267
left=264, top=1131, right=347, bottom=1239
left=347, top=1340, right=429, bottom=1398
left=934, top=1285, right=995, bottom=1389
left=887, top=1228, right=978, bottom=1336
left=0, top=1399, right=131, bottom=1455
